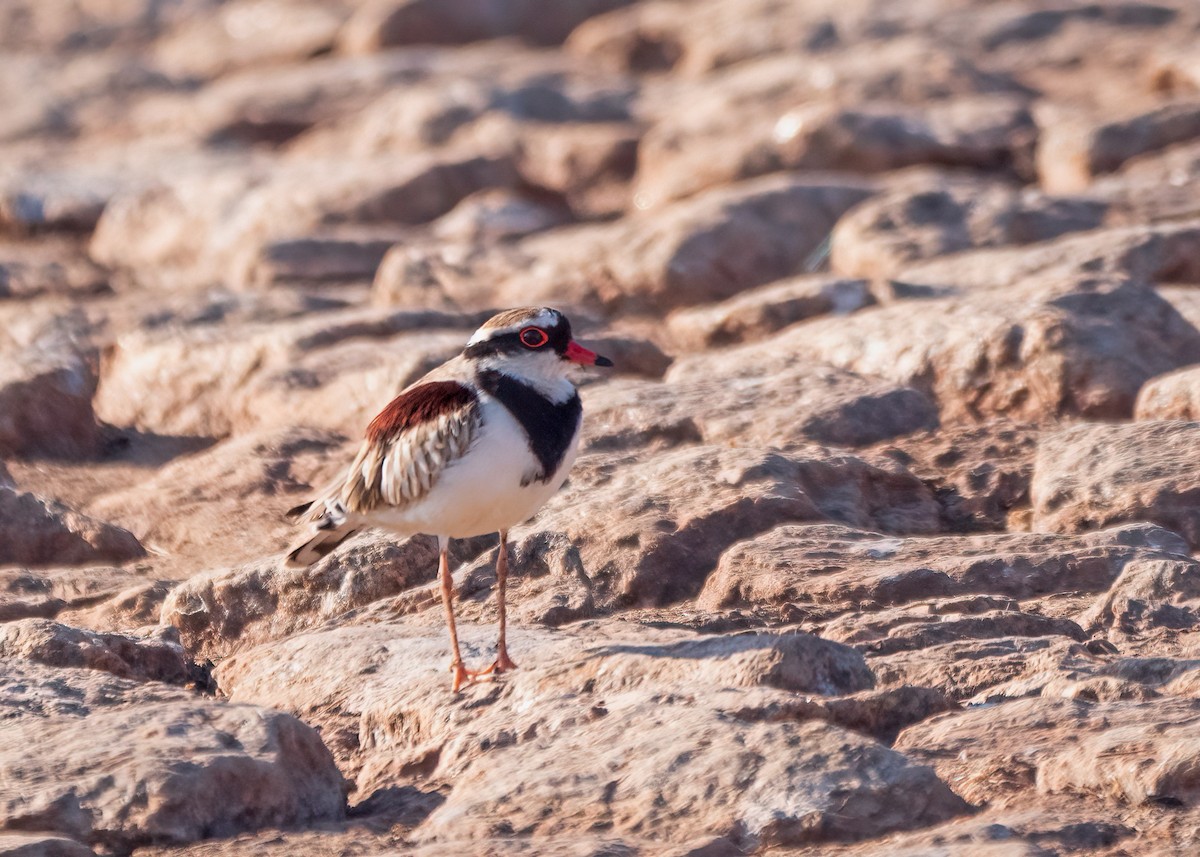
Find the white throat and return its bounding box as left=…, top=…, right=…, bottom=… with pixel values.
left=474, top=353, right=577, bottom=403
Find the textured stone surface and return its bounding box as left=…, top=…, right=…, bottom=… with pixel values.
left=0, top=660, right=345, bottom=854
left=10, top=1, right=1200, bottom=854
left=1032, top=421, right=1200, bottom=549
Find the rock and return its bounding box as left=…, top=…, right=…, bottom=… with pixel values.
left=584, top=359, right=938, bottom=451
left=151, top=0, right=351, bottom=80
left=698, top=523, right=1189, bottom=622
left=1081, top=552, right=1200, bottom=635
left=724, top=684, right=958, bottom=744
left=0, top=488, right=145, bottom=567
left=0, top=341, right=100, bottom=459
left=132, top=52, right=433, bottom=147
left=95, top=311, right=475, bottom=439
left=91, top=151, right=519, bottom=290
left=635, top=95, right=1036, bottom=207
left=665, top=275, right=874, bottom=350
left=375, top=173, right=877, bottom=313
left=822, top=603, right=1086, bottom=656
left=432, top=188, right=572, bottom=243
left=0, top=619, right=193, bottom=685
left=0, top=169, right=121, bottom=235
left=896, top=220, right=1200, bottom=293
left=248, top=232, right=397, bottom=287
left=0, top=565, right=152, bottom=625
left=519, top=445, right=940, bottom=611
left=420, top=711, right=966, bottom=848
left=0, top=833, right=95, bottom=857
left=0, top=660, right=345, bottom=853
left=1038, top=699, right=1200, bottom=806
left=1032, top=421, right=1200, bottom=549
left=568, top=0, right=977, bottom=78
left=90, top=427, right=346, bottom=568
left=216, top=620, right=967, bottom=848
left=1038, top=101, right=1200, bottom=192
left=782, top=275, right=1200, bottom=422
left=161, top=532, right=492, bottom=659
left=579, top=332, right=672, bottom=379
left=899, top=696, right=1200, bottom=808
left=829, top=176, right=1107, bottom=280
left=337, top=0, right=636, bottom=51
left=0, top=238, right=108, bottom=299
left=511, top=122, right=639, bottom=218
left=1135, top=367, right=1200, bottom=421
left=871, top=421, right=1039, bottom=532
left=872, top=637, right=1073, bottom=702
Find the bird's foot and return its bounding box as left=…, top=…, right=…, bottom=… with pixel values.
left=450, top=660, right=509, bottom=692
left=449, top=660, right=473, bottom=693
left=478, top=649, right=519, bottom=676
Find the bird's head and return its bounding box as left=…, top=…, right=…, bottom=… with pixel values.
left=463, top=307, right=613, bottom=392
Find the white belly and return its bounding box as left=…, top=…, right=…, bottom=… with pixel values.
left=366, top=398, right=579, bottom=538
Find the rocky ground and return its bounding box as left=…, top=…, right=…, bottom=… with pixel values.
left=4, top=0, right=1200, bottom=855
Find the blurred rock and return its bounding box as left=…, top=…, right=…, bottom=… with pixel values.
left=830, top=176, right=1107, bottom=279
left=0, top=488, right=145, bottom=567
left=376, top=173, right=876, bottom=312
left=0, top=833, right=95, bottom=857
left=636, top=96, right=1036, bottom=207
left=1032, top=421, right=1200, bottom=549
left=1038, top=100, right=1200, bottom=192
left=0, top=660, right=345, bottom=853
left=899, top=220, right=1200, bottom=291
left=0, top=340, right=100, bottom=459
left=0, top=619, right=193, bottom=684
left=152, top=0, right=353, bottom=80
left=337, top=0, right=636, bottom=51
left=0, top=238, right=108, bottom=300
left=91, top=152, right=519, bottom=290
left=666, top=275, right=873, bottom=350
left=1135, top=367, right=1200, bottom=421
left=584, top=359, right=937, bottom=451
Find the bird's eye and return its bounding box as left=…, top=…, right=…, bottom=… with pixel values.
left=520, top=327, right=549, bottom=348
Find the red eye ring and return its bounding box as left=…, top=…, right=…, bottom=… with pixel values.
left=520, top=327, right=549, bottom=348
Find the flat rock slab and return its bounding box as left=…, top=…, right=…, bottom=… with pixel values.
left=0, top=660, right=345, bottom=854
left=699, top=522, right=1188, bottom=620
left=420, top=705, right=969, bottom=849
left=215, top=620, right=967, bottom=849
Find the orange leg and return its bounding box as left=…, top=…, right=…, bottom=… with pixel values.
left=481, top=530, right=518, bottom=675
left=438, top=540, right=471, bottom=692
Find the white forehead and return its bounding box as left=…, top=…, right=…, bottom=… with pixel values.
left=467, top=307, right=561, bottom=345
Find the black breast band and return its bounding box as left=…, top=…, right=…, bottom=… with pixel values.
left=477, top=370, right=581, bottom=484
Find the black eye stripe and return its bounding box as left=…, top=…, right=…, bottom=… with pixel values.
left=463, top=319, right=572, bottom=360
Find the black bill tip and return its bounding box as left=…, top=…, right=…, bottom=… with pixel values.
left=594, top=355, right=614, bottom=368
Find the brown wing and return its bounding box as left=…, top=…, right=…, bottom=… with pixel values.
left=291, top=380, right=481, bottom=524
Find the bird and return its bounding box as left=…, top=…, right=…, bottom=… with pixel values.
left=284, top=307, right=613, bottom=691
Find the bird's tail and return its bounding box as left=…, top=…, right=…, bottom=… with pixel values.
left=284, top=498, right=363, bottom=568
